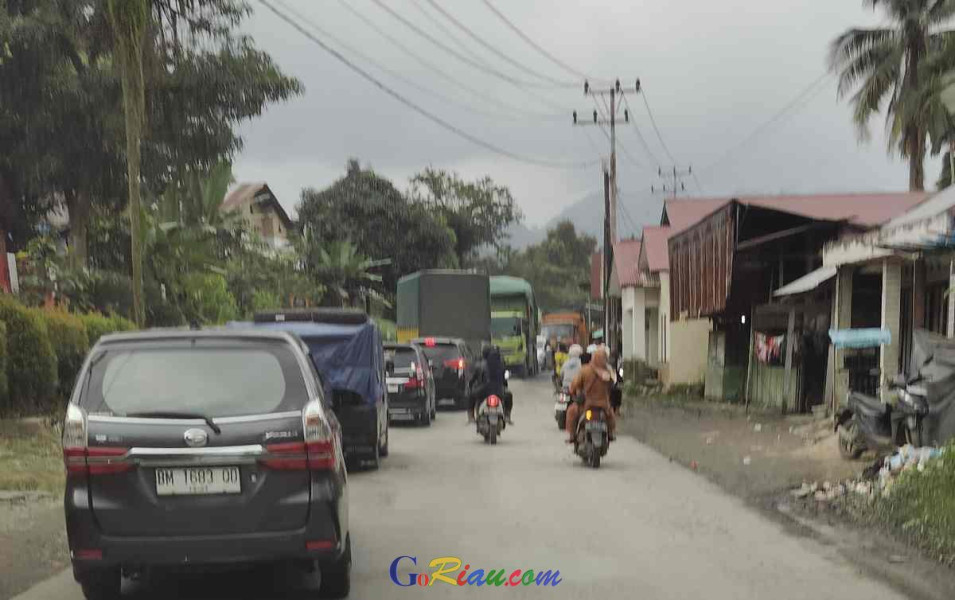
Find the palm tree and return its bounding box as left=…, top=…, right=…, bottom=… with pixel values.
left=307, top=239, right=390, bottom=308
left=107, top=0, right=149, bottom=325
left=830, top=0, right=955, bottom=191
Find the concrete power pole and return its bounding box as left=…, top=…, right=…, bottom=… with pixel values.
left=574, top=78, right=639, bottom=352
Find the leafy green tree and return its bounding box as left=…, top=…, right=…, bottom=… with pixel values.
left=830, top=0, right=955, bottom=191
left=297, top=160, right=458, bottom=303
left=409, top=167, right=522, bottom=265
left=495, top=221, right=596, bottom=312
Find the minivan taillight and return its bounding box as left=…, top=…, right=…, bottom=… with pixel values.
left=62, top=404, right=131, bottom=476
left=262, top=400, right=337, bottom=471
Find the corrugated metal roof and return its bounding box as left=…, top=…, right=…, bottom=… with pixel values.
left=613, top=239, right=642, bottom=287
left=665, top=192, right=929, bottom=234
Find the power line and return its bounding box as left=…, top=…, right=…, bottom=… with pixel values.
left=479, top=0, right=609, bottom=84
left=271, top=0, right=516, bottom=122
left=698, top=71, right=832, bottom=175
left=367, top=0, right=569, bottom=95
left=336, top=0, right=563, bottom=121
left=622, top=95, right=662, bottom=168
left=640, top=89, right=677, bottom=164
left=258, top=0, right=598, bottom=170
left=421, top=0, right=577, bottom=88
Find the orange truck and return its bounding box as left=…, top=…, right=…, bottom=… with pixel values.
left=541, top=312, right=588, bottom=348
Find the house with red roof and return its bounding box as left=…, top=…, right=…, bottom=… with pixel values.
left=221, top=183, right=294, bottom=250
left=666, top=191, right=929, bottom=406
left=607, top=238, right=642, bottom=360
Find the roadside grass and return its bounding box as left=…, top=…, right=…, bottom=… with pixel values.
left=873, top=442, right=955, bottom=564
left=0, top=419, right=63, bottom=495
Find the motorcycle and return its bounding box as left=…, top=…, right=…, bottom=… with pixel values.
left=836, top=377, right=929, bottom=459
left=574, top=405, right=610, bottom=468
left=555, top=388, right=571, bottom=430
left=476, top=370, right=510, bottom=444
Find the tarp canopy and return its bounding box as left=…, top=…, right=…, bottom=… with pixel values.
left=774, top=265, right=837, bottom=297
left=228, top=321, right=384, bottom=406
left=828, top=328, right=891, bottom=349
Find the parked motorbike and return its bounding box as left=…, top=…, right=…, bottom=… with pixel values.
left=574, top=405, right=611, bottom=468
left=555, top=388, right=571, bottom=430
left=836, top=377, right=929, bottom=459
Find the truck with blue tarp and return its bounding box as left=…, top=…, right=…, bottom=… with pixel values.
left=489, top=276, right=539, bottom=376
left=231, top=309, right=389, bottom=469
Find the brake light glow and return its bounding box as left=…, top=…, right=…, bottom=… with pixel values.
left=73, top=549, right=103, bottom=561
left=424, top=337, right=436, bottom=347
left=443, top=358, right=466, bottom=370
left=306, top=539, right=335, bottom=551
left=404, top=377, right=424, bottom=390
left=487, top=395, right=500, bottom=408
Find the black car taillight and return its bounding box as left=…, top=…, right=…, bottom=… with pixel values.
left=62, top=404, right=131, bottom=476
left=261, top=400, right=338, bottom=471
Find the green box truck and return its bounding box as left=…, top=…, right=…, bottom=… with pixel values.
left=490, top=276, right=538, bottom=376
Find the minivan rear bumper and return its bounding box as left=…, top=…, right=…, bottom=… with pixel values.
left=66, top=477, right=346, bottom=574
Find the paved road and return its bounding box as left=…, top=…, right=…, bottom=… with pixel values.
left=15, top=376, right=904, bottom=599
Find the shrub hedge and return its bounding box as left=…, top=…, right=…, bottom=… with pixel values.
left=79, top=311, right=136, bottom=346
left=0, top=321, right=7, bottom=405
left=0, top=295, right=58, bottom=414
left=39, top=310, right=90, bottom=401
left=0, top=298, right=137, bottom=416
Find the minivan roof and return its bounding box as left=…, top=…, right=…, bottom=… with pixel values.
left=96, top=328, right=301, bottom=346
left=231, top=320, right=368, bottom=339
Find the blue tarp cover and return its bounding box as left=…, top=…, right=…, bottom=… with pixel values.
left=828, top=328, right=892, bottom=349
left=228, top=321, right=384, bottom=406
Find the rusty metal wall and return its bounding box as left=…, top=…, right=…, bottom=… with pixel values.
left=669, top=203, right=736, bottom=319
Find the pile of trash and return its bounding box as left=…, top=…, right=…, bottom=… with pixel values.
left=791, top=445, right=946, bottom=503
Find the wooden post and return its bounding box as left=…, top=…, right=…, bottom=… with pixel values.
left=783, top=307, right=796, bottom=414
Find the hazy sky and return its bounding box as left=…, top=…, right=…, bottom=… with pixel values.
left=233, top=0, right=911, bottom=227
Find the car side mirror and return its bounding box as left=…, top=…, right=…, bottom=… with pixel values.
left=505, top=370, right=511, bottom=380
left=385, top=360, right=395, bottom=375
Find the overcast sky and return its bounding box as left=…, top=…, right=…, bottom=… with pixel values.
left=233, top=0, right=909, bottom=227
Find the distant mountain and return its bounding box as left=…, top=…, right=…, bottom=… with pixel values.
left=505, top=190, right=664, bottom=248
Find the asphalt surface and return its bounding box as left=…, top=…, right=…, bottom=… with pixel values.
left=14, top=376, right=906, bottom=599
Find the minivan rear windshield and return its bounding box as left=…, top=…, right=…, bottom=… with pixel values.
left=384, top=347, right=417, bottom=369
left=420, top=343, right=462, bottom=363
left=80, top=341, right=309, bottom=418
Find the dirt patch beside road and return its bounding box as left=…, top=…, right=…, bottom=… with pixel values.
left=0, top=420, right=68, bottom=600
left=619, top=396, right=858, bottom=500
left=619, top=395, right=955, bottom=600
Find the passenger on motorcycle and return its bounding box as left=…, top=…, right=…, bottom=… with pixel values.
left=565, top=347, right=616, bottom=443
left=468, top=345, right=513, bottom=424
left=560, top=344, right=584, bottom=390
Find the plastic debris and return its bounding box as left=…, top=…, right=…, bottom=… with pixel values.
left=753, top=423, right=762, bottom=432
left=742, top=456, right=752, bottom=466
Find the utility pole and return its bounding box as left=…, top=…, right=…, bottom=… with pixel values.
left=573, top=78, right=640, bottom=352
left=651, top=165, right=693, bottom=199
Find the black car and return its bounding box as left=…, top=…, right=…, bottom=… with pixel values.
left=384, top=343, right=436, bottom=425
left=412, top=337, right=474, bottom=409
left=63, top=329, right=350, bottom=599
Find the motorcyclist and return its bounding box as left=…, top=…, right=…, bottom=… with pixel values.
left=560, top=344, right=584, bottom=390
left=565, top=347, right=616, bottom=443
left=468, top=345, right=511, bottom=424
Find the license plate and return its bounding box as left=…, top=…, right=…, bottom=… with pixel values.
left=387, top=384, right=399, bottom=394
left=390, top=407, right=409, bottom=414
left=438, top=398, right=456, bottom=406
left=155, top=467, right=241, bottom=496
